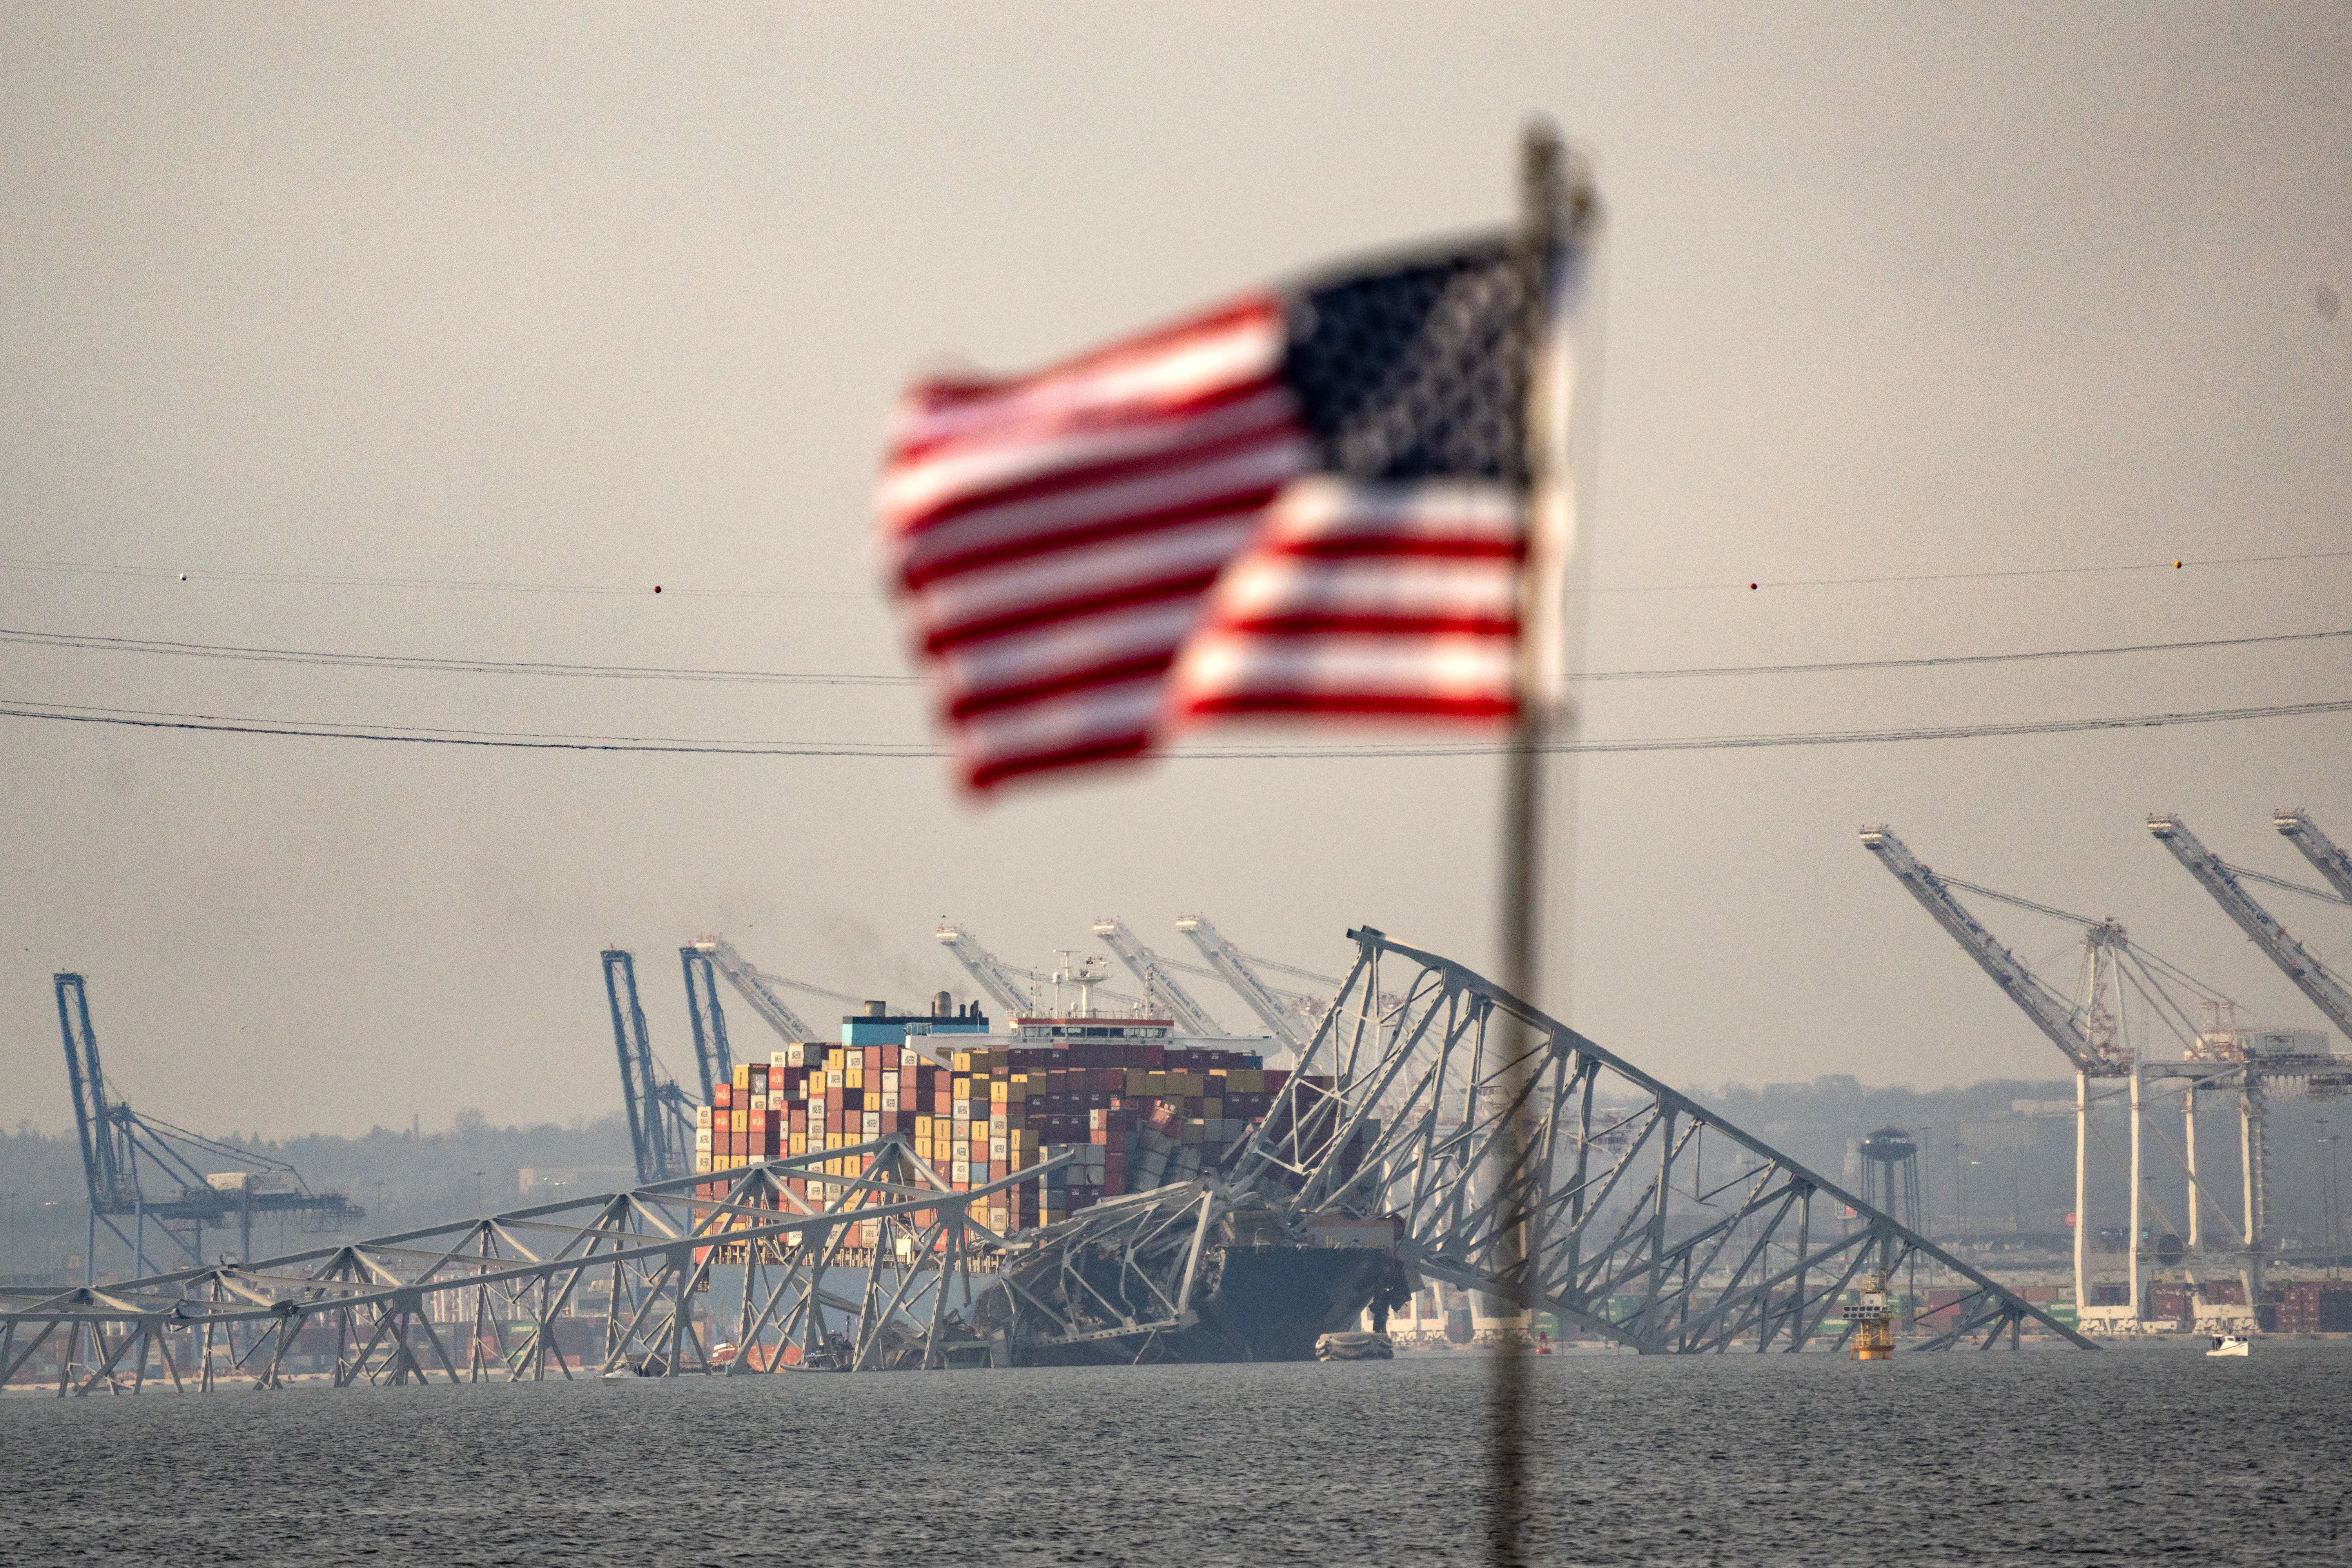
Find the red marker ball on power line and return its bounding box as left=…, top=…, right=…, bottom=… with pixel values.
left=654, top=585, right=662, bottom=593
left=1749, top=583, right=1758, bottom=590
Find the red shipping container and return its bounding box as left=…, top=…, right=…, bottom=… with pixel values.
left=713, top=1082, right=733, bottom=1108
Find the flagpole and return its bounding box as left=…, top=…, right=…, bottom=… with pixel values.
left=1493, top=118, right=1579, bottom=1568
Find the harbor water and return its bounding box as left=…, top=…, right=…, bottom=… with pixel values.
left=4, top=1341, right=2346, bottom=1565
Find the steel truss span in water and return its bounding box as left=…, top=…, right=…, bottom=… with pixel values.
left=1208, top=928, right=2094, bottom=1355
left=1, top=930, right=2089, bottom=1393
left=0, top=1139, right=1075, bottom=1395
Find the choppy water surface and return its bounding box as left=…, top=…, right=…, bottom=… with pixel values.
left=4, top=1342, right=2346, bottom=1565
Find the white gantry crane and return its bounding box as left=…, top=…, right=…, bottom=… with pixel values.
left=2274, top=809, right=2352, bottom=907
left=1091, top=918, right=1227, bottom=1037
left=687, top=936, right=822, bottom=1043
left=935, top=922, right=1145, bottom=1018
left=1859, top=827, right=2131, bottom=1075
left=2147, top=816, right=2352, bottom=1039
left=2146, top=813, right=2352, bottom=1313
left=933, top=924, right=1033, bottom=1016
left=1861, top=825, right=2265, bottom=1327
left=1174, top=913, right=1330, bottom=1057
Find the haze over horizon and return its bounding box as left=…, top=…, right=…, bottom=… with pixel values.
left=4, top=4, right=2348, bottom=1140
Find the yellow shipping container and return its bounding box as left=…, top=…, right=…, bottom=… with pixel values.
left=991, top=1080, right=1008, bottom=1103
left=733, top=1063, right=751, bottom=1091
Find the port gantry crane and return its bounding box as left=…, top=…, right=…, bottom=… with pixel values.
left=690, top=935, right=940, bottom=1045
left=1859, top=826, right=2269, bottom=1326
left=2146, top=815, right=2352, bottom=1295
left=688, top=935, right=820, bottom=1044
left=53, top=973, right=357, bottom=1282
left=935, top=922, right=1150, bottom=1018
left=2147, top=816, right=2352, bottom=1040
left=602, top=951, right=698, bottom=1185
left=1091, top=918, right=1228, bottom=1037
left=679, top=945, right=736, bottom=1102
left=2273, top=809, right=2352, bottom=907
left=1174, top=913, right=1333, bottom=1057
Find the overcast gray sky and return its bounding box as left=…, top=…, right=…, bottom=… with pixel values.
left=4, top=3, right=2347, bottom=1139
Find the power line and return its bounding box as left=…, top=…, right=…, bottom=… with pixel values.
left=8, top=541, right=2345, bottom=600
left=3, top=693, right=2344, bottom=759
left=0, top=556, right=867, bottom=601
left=0, top=628, right=918, bottom=686
left=1576, top=626, right=2352, bottom=681
left=1579, top=546, right=2352, bottom=594
left=5, top=623, right=2339, bottom=688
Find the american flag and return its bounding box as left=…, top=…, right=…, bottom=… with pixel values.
left=878, top=234, right=1576, bottom=793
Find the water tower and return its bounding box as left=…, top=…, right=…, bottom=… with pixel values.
left=1859, top=1127, right=1921, bottom=1233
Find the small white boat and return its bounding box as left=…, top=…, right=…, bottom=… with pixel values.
left=2206, top=1335, right=2250, bottom=1357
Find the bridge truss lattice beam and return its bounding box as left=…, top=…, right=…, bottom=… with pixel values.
left=1224, top=927, right=2096, bottom=1354
left=0, top=1139, right=1073, bottom=1395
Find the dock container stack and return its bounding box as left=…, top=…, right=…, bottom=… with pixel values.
left=2276, top=1280, right=2352, bottom=1333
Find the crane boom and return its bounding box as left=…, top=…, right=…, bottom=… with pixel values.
left=678, top=946, right=735, bottom=1102
left=688, top=935, right=820, bottom=1042
left=2276, top=808, right=2352, bottom=906
left=1175, top=913, right=1310, bottom=1053
left=1859, top=826, right=2116, bottom=1073
left=1092, top=917, right=1227, bottom=1036
left=602, top=949, right=697, bottom=1182
left=2148, top=814, right=2352, bottom=1037
left=604, top=951, right=663, bottom=1182
left=55, top=973, right=131, bottom=1211
left=934, top=923, right=1032, bottom=1015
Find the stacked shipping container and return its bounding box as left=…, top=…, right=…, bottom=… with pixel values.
left=688, top=1035, right=1326, bottom=1237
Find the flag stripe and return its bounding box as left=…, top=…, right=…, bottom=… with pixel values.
left=1165, top=478, right=1525, bottom=724
left=918, top=512, right=1267, bottom=652
left=885, top=377, right=1294, bottom=546
left=878, top=295, right=1305, bottom=790
left=877, top=236, right=1559, bottom=793
left=888, top=298, right=1284, bottom=457
left=898, top=424, right=1305, bottom=588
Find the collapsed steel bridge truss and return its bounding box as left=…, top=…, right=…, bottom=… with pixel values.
left=0, top=1139, right=1071, bottom=1395
left=951, top=928, right=2096, bottom=1359
left=1218, top=927, right=2093, bottom=1354
left=4, top=929, right=2091, bottom=1392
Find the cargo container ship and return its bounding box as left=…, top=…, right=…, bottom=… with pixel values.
left=690, top=1001, right=1396, bottom=1362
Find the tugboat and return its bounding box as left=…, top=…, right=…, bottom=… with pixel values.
left=2206, top=1335, right=2251, bottom=1357
left=1851, top=1272, right=1895, bottom=1360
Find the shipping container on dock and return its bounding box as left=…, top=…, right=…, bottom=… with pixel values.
left=2275, top=1280, right=2352, bottom=1334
